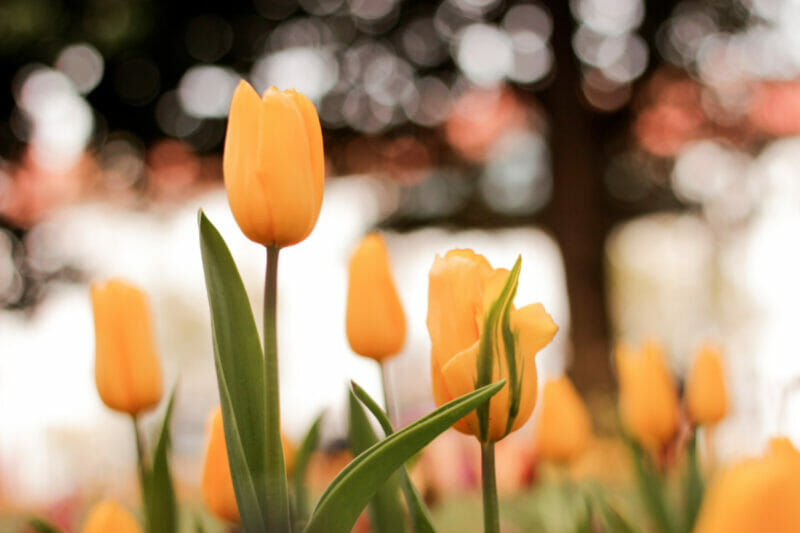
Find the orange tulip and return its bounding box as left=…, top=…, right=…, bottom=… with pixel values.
left=223, top=80, right=324, bottom=248
left=427, top=250, right=558, bottom=442
left=534, top=376, right=592, bottom=463
left=202, top=407, right=294, bottom=523
left=202, top=407, right=240, bottom=524
left=686, top=343, right=728, bottom=426
left=346, top=234, right=406, bottom=362
left=82, top=500, right=142, bottom=533
left=616, top=340, right=679, bottom=449
left=91, top=279, right=163, bottom=415
left=694, top=437, right=800, bottom=533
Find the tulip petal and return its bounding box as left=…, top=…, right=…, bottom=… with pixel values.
left=286, top=89, right=325, bottom=232
left=511, top=303, right=558, bottom=358
left=203, top=408, right=240, bottom=523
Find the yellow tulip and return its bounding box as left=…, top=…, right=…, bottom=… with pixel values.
left=426, top=250, right=558, bottom=442
left=91, top=279, right=163, bottom=415
left=694, top=437, right=800, bottom=533
left=346, top=233, right=406, bottom=362
left=202, top=407, right=295, bottom=523
left=686, top=343, right=728, bottom=426
left=202, top=407, right=240, bottom=524
left=534, top=376, right=592, bottom=463
left=616, top=340, right=679, bottom=449
left=223, top=80, right=324, bottom=248
left=82, top=500, right=142, bottom=533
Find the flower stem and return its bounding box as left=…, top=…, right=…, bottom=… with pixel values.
left=480, top=441, right=500, bottom=533
left=132, top=415, right=150, bottom=531
left=264, top=245, right=292, bottom=532
left=380, top=363, right=394, bottom=426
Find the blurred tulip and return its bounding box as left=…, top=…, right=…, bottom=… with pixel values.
left=223, top=80, right=324, bottom=247
left=91, top=279, right=163, bottom=415
left=686, top=344, right=728, bottom=426
left=427, top=250, right=558, bottom=442
left=82, top=500, right=142, bottom=533
left=202, top=408, right=240, bottom=524
left=616, top=340, right=679, bottom=449
left=534, top=376, right=592, bottom=463
left=346, top=233, right=406, bottom=362
left=202, top=407, right=295, bottom=523
left=694, top=437, right=800, bottom=533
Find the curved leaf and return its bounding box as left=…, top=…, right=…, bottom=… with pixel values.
left=292, top=412, right=324, bottom=530
left=146, top=384, right=178, bottom=533
left=304, top=380, right=505, bottom=533
left=198, top=210, right=269, bottom=530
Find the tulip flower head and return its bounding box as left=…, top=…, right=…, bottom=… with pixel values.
left=686, top=343, right=728, bottom=426
left=427, top=250, right=558, bottom=442
left=91, top=279, right=163, bottom=415
left=202, top=407, right=240, bottom=524
left=82, top=500, right=142, bottom=533
left=694, top=437, right=800, bottom=533
left=534, top=375, right=592, bottom=463
left=346, top=233, right=406, bottom=362
left=223, top=80, right=325, bottom=248
left=616, top=340, right=679, bottom=450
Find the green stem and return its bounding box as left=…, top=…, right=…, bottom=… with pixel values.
left=264, top=245, right=291, bottom=532
left=132, top=415, right=150, bottom=532
left=480, top=441, right=500, bottom=533
left=380, top=363, right=394, bottom=426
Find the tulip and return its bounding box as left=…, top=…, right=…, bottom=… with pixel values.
left=686, top=343, right=728, bottom=426
left=694, top=437, right=800, bottom=533
left=91, top=279, right=163, bottom=415
left=82, top=500, right=142, bottom=533
left=202, top=407, right=240, bottom=524
left=427, top=250, right=558, bottom=442
left=223, top=80, right=325, bottom=248
left=616, top=340, right=679, bottom=449
left=534, top=376, right=592, bottom=463
left=346, top=234, right=406, bottom=362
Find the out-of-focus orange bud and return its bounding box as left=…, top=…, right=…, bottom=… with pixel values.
left=201, top=407, right=295, bottom=523
left=616, top=340, right=679, bottom=449
left=534, top=376, right=592, bottom=463
left=346, top=234, right=406, bottom=362
left=686, top=344, right=728, bottom=426
left=91, top=279, right=163, bottom=415
left=82, top=500, right=142, bottom=533
left=427, top=249, right=558, bottom=442
left=223, top=80, right=324, bottom=248
left=694, top=437, right=800, bottom=533
left=202, top=408, right=240, bottom=524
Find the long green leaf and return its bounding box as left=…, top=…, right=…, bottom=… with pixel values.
left=292, top=412, right=324, bottom=530
left=146, top=384, right=178, bottom=533
left=625, top=436, right=675, bottom=533
left=28, top=518, right=61, bottom=533
left=351, top=381, right=436, bottom=533
left=198, top=210, right=269, bottom=530
left=349, top=390, right=407, bottom=533
left=304, top=380, right=505, bottom=533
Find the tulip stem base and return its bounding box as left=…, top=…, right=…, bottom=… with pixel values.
left=480, top=441, right=500, bottom=533
left=264, top=245, right=292, bottom=532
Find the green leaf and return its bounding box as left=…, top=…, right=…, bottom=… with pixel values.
left=145, top=384, right=178, bottom=533
left=625, top=436, right=676, bottom=533
left=351, top=381, right=436, bottom=533
left=304, top=380, right=505, bottom=533
left=292, top=412, right=325, bottom=530
left=475, top=257, right=521, bottom=441
left=198, top=210, right=269, bottom=530
left=683, top=432, right=704, bottom=532
left=28, top=518, right=61, bottom=533
left=348, top=389, right=407, bottom=533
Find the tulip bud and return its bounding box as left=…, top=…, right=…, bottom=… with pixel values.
left=223, top=80, right=325, bottom=248
left=616, top=340, right=678, bottom=449
left=91, top=279, right=163, bottom=415
left=694, top=437, right=800, bottom=533
left=686, top=343, right=728, bottom=426
left=534, top=376, right=592, bottom=463
left=346, top=234, right=406, bottom=362
left=427, top=250, right=558, bottom=442
left=202, top=408, right=240, bottom=524
left=82, top=500, right=142, bottom=533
